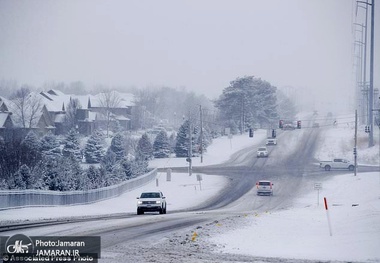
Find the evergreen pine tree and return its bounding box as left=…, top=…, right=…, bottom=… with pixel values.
left=109, top=133, right=125, bottom=161
left=153, top=130, right=170, bottom=158
left=19, top=164, right=33, bottom=189
left=175, top=120, right=195, bottom=157
left=136, top=133, right=153, bottom=161
left=20, top=131, right=41, bottom=167
left=13, top=164, right=32, bottom=189
left=120, top=159, right=134, bottom=179
left=55, top=156, right=82, bottom=191
left=62, top=129, right=82, bottom=161
left=101, top=149, right=118, bottom=174
left=168, top=133, right=176, bottom=153
left=85, top=165, right=101, bottom=189
left=40, top=132, right=61, bottom=157
left=84, top=131, right=105, bottom=163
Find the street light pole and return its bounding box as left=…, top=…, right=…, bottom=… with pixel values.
left=368, top=0, right=375, bottom=147
left=357, top=0, right=375, bottom=147
left=354, top=24, right=367, bottom=124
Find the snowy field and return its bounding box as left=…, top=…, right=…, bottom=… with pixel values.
left=1, top=119, right=379, bottom=262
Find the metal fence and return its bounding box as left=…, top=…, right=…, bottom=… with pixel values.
left=0, top=169, right=157, bottom=210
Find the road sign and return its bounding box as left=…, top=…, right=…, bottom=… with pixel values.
left=314, top=183, right=322, bottom=206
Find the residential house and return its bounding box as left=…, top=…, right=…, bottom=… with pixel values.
left=0, top=96, right=55, bottom=142
left=39, top=89, right=135, bottom=136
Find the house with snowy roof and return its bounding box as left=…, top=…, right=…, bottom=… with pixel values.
left=39, top=89, right=135, bottom=135
left=0, top=95, right=55, bottom=141
left=0, top=98, right=13, bottom=129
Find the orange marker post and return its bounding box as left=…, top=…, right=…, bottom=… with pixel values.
left=324, top=197, right=333, bottom=236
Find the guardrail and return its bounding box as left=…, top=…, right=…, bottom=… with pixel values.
left=0, top=169, right=157, bottom=210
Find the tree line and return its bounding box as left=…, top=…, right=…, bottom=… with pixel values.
left=0, top=75, right=298, bottom=191
left=0, top=129, right=152, bottom=191
left=0, top=119, right=215, bottom=191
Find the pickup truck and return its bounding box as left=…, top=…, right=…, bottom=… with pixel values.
left=319, top=159, right=355, bottom=171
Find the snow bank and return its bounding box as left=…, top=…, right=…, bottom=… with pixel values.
left=209, top=172, right=380, bottom=262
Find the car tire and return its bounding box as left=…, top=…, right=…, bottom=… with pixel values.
left=348, top=165, right=354, bottom=171
left=163, top=207, right=167, bottom=214
left=137, top=209, right=143, bottom=215
left=325, top=165, right=331, bottom=171
left=159, top=207, right=164, bottom=214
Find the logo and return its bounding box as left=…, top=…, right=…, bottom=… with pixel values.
left=5, top=234, right=33, bottom=254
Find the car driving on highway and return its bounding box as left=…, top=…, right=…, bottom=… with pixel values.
left=256, top=180, right=274, bottom=196
left=257, top=146, right=269, bottom=158
left=137, top=191, right=167, bottom=215
left=266, top=138, right=277, bottom=146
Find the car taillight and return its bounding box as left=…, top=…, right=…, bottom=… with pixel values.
left=270, top=183, right=272, bottom=189
left=256, top=182, right=259, bottom=189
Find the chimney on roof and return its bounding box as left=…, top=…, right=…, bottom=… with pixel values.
left=88, top=97, right=92, bottom=109
left=62, top=102, right=65, bottom=112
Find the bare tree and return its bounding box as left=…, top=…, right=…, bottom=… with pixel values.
left=64, top=98, right=82, bottom=131
left=10, top=86, right=43, bottom=128
left=97, top=90, right=121, bottom=136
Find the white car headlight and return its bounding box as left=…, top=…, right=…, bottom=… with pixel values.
left=156, top=201, right=161, bottom=204
left=137, top=201, right=143, bottom=205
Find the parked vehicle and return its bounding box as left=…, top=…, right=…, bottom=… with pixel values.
left=257, top=146, right=269, bottom=158
left=256, top=180, right=274, bottom=196
left=319, top=159, right=355, bottom=171
left=137, top=191, right=167, bottom=215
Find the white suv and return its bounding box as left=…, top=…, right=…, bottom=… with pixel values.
left=266, top=138, right=277, bottom=146
left=257, top=146, right=269, bottom=158
left=256, top=180, right=274, bottom=196
left=137, top=191, right=167, bottom=215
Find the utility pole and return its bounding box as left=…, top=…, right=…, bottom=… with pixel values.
left=354, top=110, right=358, bottom=176
left=368, top=0, right=375, bottom=147
left=199, top=105, right=203, bottom=163
left=356, top=0, right=369, bottom=125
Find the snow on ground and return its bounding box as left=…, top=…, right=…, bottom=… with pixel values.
left=207, top=172, right=380, bottom=262
left=1, top=119, right=380, bottom=262
left=149, top=129, right=267, bottom=168
left=0, top=132, right=266, bottom=223
left=315, top=120, right=380, bottom=165
left=202, top=121, right=380, bottom=262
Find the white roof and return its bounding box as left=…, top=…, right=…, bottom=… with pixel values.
left=0, top=112, right=10, bottom=127
left=40, top=90, right=135, bottom=112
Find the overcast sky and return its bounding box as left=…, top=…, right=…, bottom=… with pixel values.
left=0, top=0, right=379, bottom=110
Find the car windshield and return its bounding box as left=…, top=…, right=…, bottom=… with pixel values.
left=258, top=147, right=266, bottom=151
left=141, top=192, right=160, bottom=198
